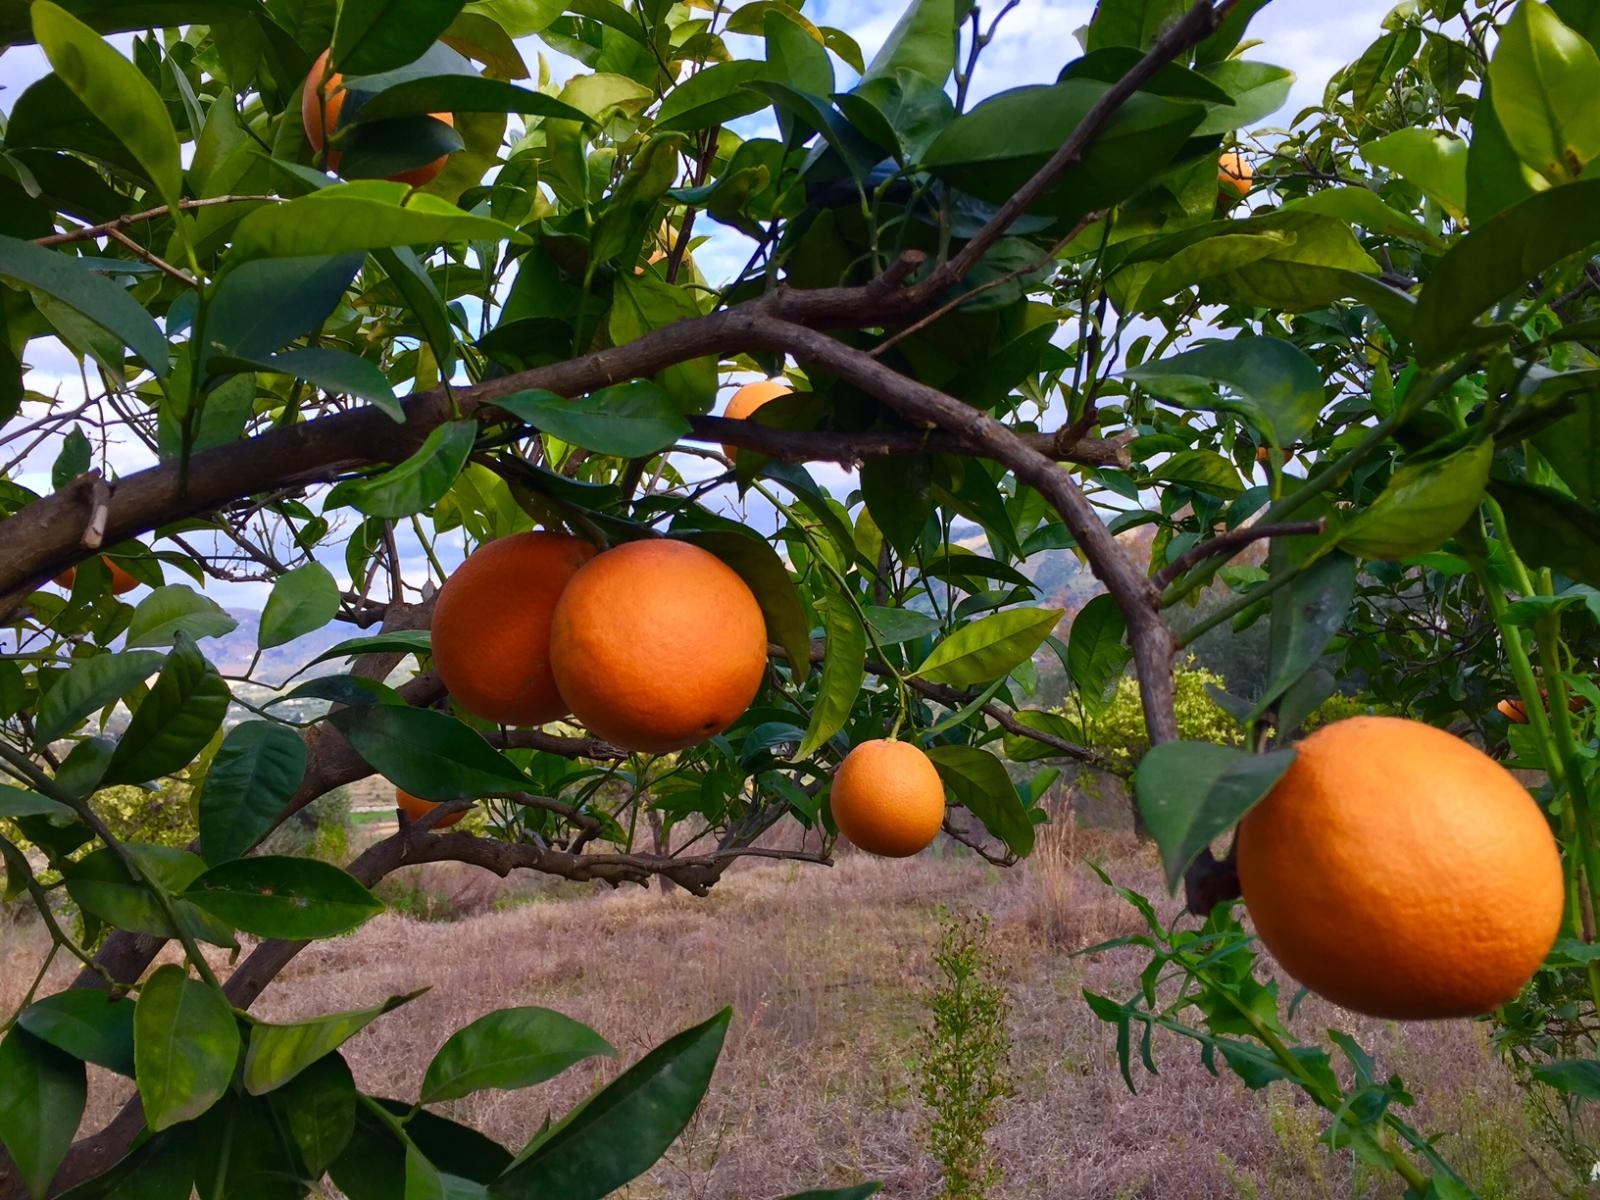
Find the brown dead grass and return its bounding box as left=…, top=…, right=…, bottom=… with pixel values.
left=0, top=831, right=1560, bottom=1199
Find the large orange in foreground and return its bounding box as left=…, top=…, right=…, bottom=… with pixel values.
left=302, top=48, right=456, bottom=187
left=396, top=787, right=465, bottom=830
left=720, top=380, right=792, bottom=460
left=549, top=539, right=767, bottom=752
left=1237, top=716, right=1563, bottom=1019
left=431, top=532, right=596, bottom=725
left=830, top=739, right=945, bottom=857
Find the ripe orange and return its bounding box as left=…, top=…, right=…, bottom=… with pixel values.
left=431, top=532, right=597, bottom=725
left=1237, top=716, right=1563, bottom=1019
left=396, top=787, right=465, bottom=829
left=829, top=739, right=946, bottom=857
left=1497, top=698, right=1529, bottom=724
left=302, top=48, right=455, bottom=187
left=54, top=557, right=141, bottom=595
left=1218, top=151, right=1253, bottom=201
left=548, top=539, right=767, bottom=752
left=720, top=380, right=792, bottom=460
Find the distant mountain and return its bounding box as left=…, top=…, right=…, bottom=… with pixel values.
left=204, top=609, right=363, bottom=682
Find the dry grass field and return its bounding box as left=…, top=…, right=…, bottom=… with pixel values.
left=0, top=820, right=1564, bottom=1199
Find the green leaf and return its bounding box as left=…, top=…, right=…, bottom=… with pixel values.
left=333, top=0, right=468, bottom=74
left=51, top=425, right=90, bottom=489
left=32, top=2, right=183, bottom=215
left=861, top=455, right=933, bottom=555
left=608, top=275, right=715, bottom=412
left=353, top=74, right=590, bottom=124
left=63, top=844, right=236, bottom=947
left=421, top=1007, right=615, bottom=1104
left=1532, top=1059, right=1600, bottom=1100
left=199, top=721, right=309, bottom=865
left=243, top=993, right=420, bottom=1095
left=916, top=607, right=1063, bottom=688
left=798, top=593, right=866, bottom=758
left=375, top=246, right=457, bottom=375
left=677, top=530, right=810, bottom=685
left=1148, top=449, right=1245, bottom=497
left=1533, top=400, right=1600, bottom=505
left=864, top=607, right=939, bottom=646
left=1361, top=128, right=1468, bottom=221
left=201, top=254, right=365, bottom=366
left=103, top=634, right=231, bottom=786
left=0, top=784, right=73, bottom=821
left=1493, top=479, right=1600, bottom=589
left=0, top=235, right=169, bottom=377
left=300, top=629, right=434, bottom=670
left=269, top=1053, right=358, bottom=1176
left=217, top=348, right=402, bottom=423
left=1125, top=337, right=1324, bottom=448
left=0, top=1028, right=85, bottom=1200
left=1136, top=742, right=1297, bottom=892
left=653, top=60, right=771, bottom=131
left=327, top=703, right=530, bottom=800
left=925, top=744, right=1033, bottom=857
left=1193, top=60, right=1293, bottom=135
left=134, top=964, right=241, bottom=1132
left=1281, top=186, right=1445, bottom=250
left=259, top=562, right=341, bottom=650
left=1250, top=552, right=1356, bottom=723
left=922, top=80, right=1204, bottom=220
left=185, top=855, right=384, bottom=940
left=1339, top=441, right=1493, bottom=560
left=495, top=384, right=689, bottom=458
left=1487, top=0, right=1600, bottom=183
left=1066, top=594, right=1130, bottom=712
left=35, top=649, right=165, bottom=741
left=230, top=181, right=522, bottom=262
left=1413, top=179, right=1600, bottom=364
left=1086, top=0, right=1183, bottom=52
left=490, top=1009, right=730, bottom=1200
left=859, top=0, right=957, bottom=88
left=17, top=990, right=136, bottom=1077
left=124, top=585, right=239, bottom=648
left=1467, top=78, right=1543, bottom=226
left=327, top=420, right=477, bottom=519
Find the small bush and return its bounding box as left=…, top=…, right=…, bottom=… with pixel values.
left=94, top=779, right=197, bottom=847
left=918, top=909, right=1013, bottom=1200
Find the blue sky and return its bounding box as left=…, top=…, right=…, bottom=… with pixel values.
left=0, top=0, right=1397, bottom=620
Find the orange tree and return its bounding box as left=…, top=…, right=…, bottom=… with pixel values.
left=0, top=0, right=1597, bottom=1196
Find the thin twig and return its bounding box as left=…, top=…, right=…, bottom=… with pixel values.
left=32, top=195, right=278, bottom=247
left=103, top=227, right=198, bottom=288
left=1152, top=520, right=1325, bottom=590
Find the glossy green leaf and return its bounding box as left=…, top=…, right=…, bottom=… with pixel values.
left=798, top=593, right=865, bottom=758
left=230, top=181, right=522, bottom=262
left=124, top=585, right=239, bottom=648
left=1250, top=551, right=1356, bottom=723
left=858, top=0, right=957, bottom=87
left=654, top=60, right=770, bottom=131
left=1413, top=179, right=1600, bottom=364
left=375, top=246, right=457, bottom=374
left=678, top=530, right=810, bottom=685
left=35, top=649, right=164, bottom=741
left=1339, top=441, right=1493, bottom=560
left=865, top=607, right=939, bottom=646
left=1148, top=449, right=1245, bottom=498
left=63, top=844, right=236, bottom=947
left=301, top=629, right=434, bottom=669
left=103, top=634, right=230, bottom=786
left=243, top=992, right=420, bottom=1095
left=199, top=721, right=309, bottom=865
left=1533, top=401, right=1600, bottom=506
left=0, top=235, right=169, bottom=377
left=1066, top=594, right=1130, bottom=712
left=608, top=274, right=715, bottom=411
left=916, top=607, right=1062, bottom=688
left=1532, top=1059, right=1600, bottom=1100
left=134, top=964, right=240, bottom=1132
left=1086, top=0, right=1183, bottom=52
left=1493, top=479, right=1600, bottom=589
left=51, top=425, right=89, bottom=489
left=1487, top=0, right=1600, bottom=183
left=201, top=253, right=365, bottom=366
left=354, top=74, right=589, bottom=123
left=328, top=702, right=529, bottom=799
left=496, top=384, right=689, bottom=458
left=490, top=1009, right=731, bottom=1200
left=421, top=1007, right=615, bottom=1104
left=1282, top=187, right=1444, bottom=250
left=925, top=744, right=1033, bottom=857
left=1136, top=742, right=1297, bottom=892
left=185, top=855, right=383, bottom=940
left=1001, top=709, right=1086, bottom=764
left=0, top=784, right=73, bottom=820
left=1126, top=337, right=1324, bottom=448
left=1193, top=60, right=1293, bottom=135
left=0, top=1028, right=85, bottom=1200
left=1362, top=128, right=1468, bottom=220
left=217, top=348, right=402, bottom=423
left=17, top=990, right=136, bottom=1077
left=327, top=420, right=477, bottom=519
left=259, top=562, right=341, bottom=650
left=269, top=1053, right=359, bottom=1176
left=32, top=2, right=183, bottom=214
left=333, top=0, right=468, bottom=74
left=861, top=455, right=934, bottom=555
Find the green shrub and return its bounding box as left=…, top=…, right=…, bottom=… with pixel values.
left=94, top=780, right=197, bottom=847
left=260, top=787, right=352, bottom=861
